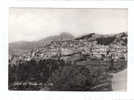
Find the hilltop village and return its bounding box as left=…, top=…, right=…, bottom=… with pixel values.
left=8, top=32, right=127, bottom=91
left=9, top=32, right=127, bottom=65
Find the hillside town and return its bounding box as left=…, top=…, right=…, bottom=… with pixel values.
left=8, top=32, right=127, bottom=91
left=9, top=32, right=127, bottom=65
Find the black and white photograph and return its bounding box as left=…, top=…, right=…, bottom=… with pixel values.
left=8, top=8, right=127, bottom=91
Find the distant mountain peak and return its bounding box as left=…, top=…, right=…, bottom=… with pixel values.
left=9, top=32, right=74, bottom=55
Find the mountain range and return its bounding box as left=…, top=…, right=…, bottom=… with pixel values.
left=9, top=32, right=74, bottom=55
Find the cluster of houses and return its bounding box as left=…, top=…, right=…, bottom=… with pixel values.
left=9, top=35, right=127, bottom=66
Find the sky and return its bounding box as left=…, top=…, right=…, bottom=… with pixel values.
left=8, top=8, right=128, bottom=43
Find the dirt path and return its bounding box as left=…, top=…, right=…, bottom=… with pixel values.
left=111, top=69, right=127, bottom=91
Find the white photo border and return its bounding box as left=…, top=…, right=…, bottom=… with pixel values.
left=0, top=1, right=134, bottom=100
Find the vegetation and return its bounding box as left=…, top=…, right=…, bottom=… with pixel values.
left=96, top=36, right=116, bottom=45
left=9, top=58, right=116, bottom=91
